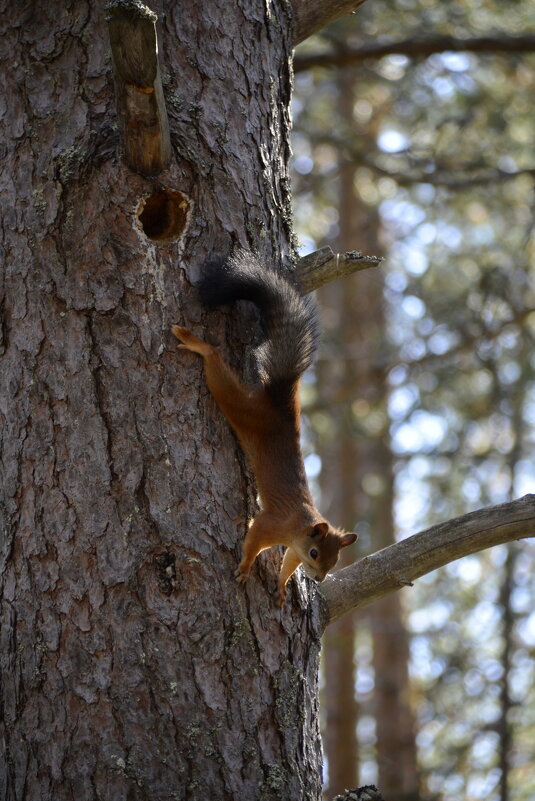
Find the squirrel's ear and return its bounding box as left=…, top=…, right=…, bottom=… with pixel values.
left=310, top=522, right=329, bottom=540
left=340, top=531, right=358, bottom=548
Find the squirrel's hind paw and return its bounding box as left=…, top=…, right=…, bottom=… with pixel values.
left=234, top=566, right=250, bottom=584
left=171, top=324, right=188, bottom=340
left=275, top=587, right=288, bottom=606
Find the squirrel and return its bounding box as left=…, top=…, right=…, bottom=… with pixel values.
left=172, top=251, right=357, bottom=605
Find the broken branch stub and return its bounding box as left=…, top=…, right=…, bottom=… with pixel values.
left=297, top=246, right=383, bottom=294
left=107, top=0, right=171, bottom=176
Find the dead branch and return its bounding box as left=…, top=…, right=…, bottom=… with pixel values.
left=292, top=0, right=368, bottom=46
left=297, top=246, right=383, bottom=293
left=319, top=494, right=535, bottom=627
left=107, top=0, right=171, bottom=176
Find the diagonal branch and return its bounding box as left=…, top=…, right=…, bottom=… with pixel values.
left=292, top=0, right=368, bottom=46
left=319, top=494, right=535, bottom=628
left=293, top=128, right=535, bottom=190
left=294, top=33, right=535, bottom=72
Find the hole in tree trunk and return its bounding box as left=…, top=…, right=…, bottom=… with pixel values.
left=153, top=551, right=178, bottom=595
left=137, top=188, right=191, bottom=242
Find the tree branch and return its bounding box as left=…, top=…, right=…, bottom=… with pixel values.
left=296, top=130, right=535, bottom=189
left=361, top=163, right=535, bottom=191
left=107, top=0, right=171, bottom=176
left=292, top=0, right=368, bottom=46
left=333, top=787, right=385, bottom=801
left=297, top=246, right=383, bottom=293
left=319, top=494, right=535, bottom=627
left=294, top=33, right=535, bottom=72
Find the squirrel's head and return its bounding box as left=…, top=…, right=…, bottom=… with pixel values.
left=299, top=521, right=358, bottom=582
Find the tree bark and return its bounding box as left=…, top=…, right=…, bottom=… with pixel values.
left=0, top=2, right=323, bottom=799
left=107, top=0, right=171, bottom=176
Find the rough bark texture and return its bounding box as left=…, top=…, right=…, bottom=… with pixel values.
left=0, top=2, right=324, bottom=799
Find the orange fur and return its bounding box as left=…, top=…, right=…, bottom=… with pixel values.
left=172, top=324, right=357, bottom=605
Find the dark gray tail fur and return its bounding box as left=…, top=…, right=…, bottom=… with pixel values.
left=199, top=251, right=319, bottom=388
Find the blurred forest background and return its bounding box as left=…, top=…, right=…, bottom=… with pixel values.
left=290, top=1, right=535, bottom=800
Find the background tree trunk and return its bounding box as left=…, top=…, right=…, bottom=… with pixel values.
left=0, top=2, right=325, bottom=799
left=318, top=67, right=418, bottom=797
left=319, top=69, right=368, bottom=794
left=319, top=274, right=361, bottom=796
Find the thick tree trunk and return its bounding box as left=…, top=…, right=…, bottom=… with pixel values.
left=0, top=2, right=324, bottom=799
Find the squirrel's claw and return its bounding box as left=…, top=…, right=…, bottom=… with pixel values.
left=172, top=325, right=214, bottom=357
left=234, top=566, right=250, bottom=584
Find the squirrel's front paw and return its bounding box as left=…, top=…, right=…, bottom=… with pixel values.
left=234, top=565, right=250, bottom=584
left=171, top=325, right=213, bottom=357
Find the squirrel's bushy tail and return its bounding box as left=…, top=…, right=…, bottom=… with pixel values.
left=199, top=251, right=319, bottom=388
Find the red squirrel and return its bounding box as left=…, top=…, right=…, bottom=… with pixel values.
left=172, top=251, right=357, bottom=605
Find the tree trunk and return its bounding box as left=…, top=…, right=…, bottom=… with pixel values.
left=319, top=277, right=361, bottom=797
left=0, top=2, right=324, bottom=799
left=318, top=66, right=418, bottom=796
left=320, top=69, right=367, bottom=794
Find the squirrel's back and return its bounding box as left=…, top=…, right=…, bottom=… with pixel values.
left=199, top=251, right=319, bottom=393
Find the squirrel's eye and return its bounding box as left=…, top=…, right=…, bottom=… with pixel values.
left=310, top=548, right=318, bottom=560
